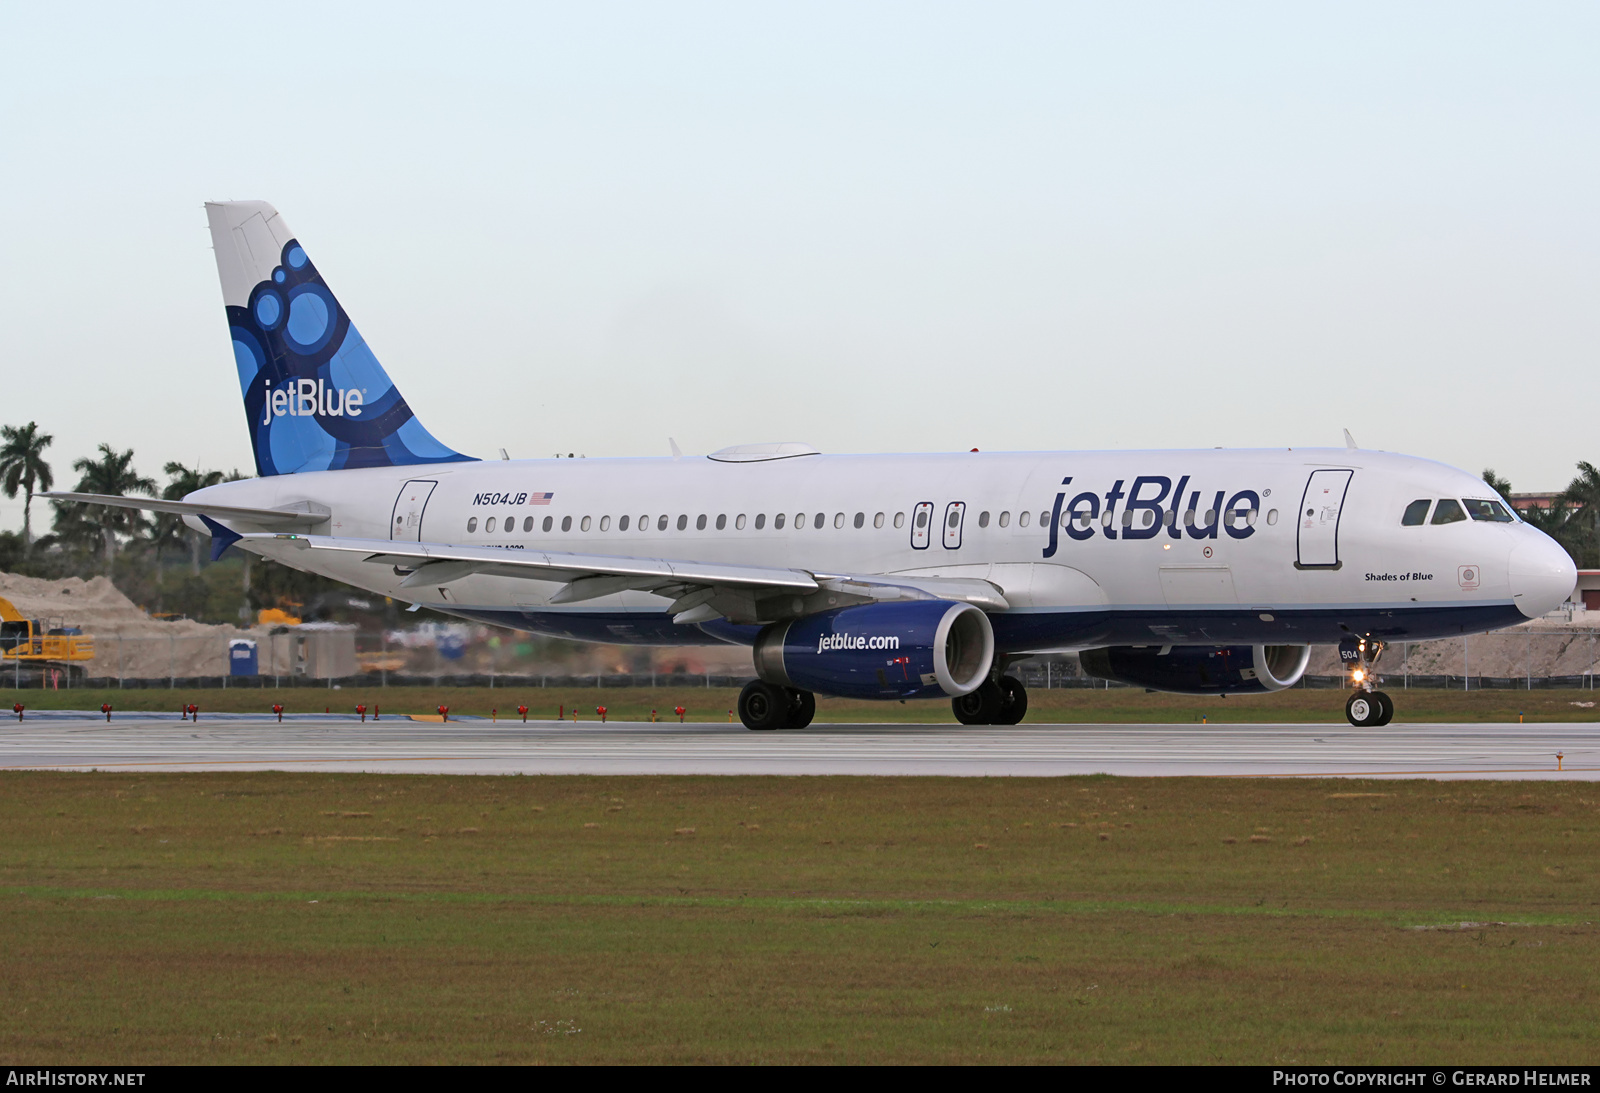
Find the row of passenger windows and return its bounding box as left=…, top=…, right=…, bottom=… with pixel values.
left=1400, top=498, right=1516, bottom=526
left=465, top=505, right=1283, bottom=535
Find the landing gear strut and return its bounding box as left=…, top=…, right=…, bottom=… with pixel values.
left=1343, top=636, right=1394, bottom=727
left=738, top=680, right=815, bottom=731
left=952, top=675, right=1029, bottom=725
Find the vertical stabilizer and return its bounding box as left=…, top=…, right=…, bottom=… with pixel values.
left=206, top=201, right=474, bottom=476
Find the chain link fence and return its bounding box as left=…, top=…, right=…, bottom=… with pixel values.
left=7, top=626, right=1600, bottom=692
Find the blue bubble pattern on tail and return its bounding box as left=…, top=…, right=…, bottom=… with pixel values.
left=227, top=239, right=475, bottom=476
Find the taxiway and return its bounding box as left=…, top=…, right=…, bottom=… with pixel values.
left=1, top=714, right=1596, bottom=779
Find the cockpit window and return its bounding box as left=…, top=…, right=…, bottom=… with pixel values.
left=1401, top=499, right=1431, bottom=526
left=1431, top=498, right=1467, bottom=525
left=1464, top=498, right=1516, bottom=523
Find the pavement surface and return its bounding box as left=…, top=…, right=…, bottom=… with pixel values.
left=1, top=714, right=1596, bottom=778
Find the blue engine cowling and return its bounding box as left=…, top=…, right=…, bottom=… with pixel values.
left=1079, top=644, right=1310, bottom=695
left=753, top=600, right=995, bottom=700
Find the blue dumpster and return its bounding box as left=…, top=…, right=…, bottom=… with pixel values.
left=229, top=639, right=259, bottom=676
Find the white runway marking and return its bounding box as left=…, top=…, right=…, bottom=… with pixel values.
left=1, top=716, right=1597, bottom=778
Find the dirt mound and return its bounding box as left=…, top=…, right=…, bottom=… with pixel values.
left=0, top=570, right=268, bottom=678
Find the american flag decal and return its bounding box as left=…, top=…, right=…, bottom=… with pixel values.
left=528, top=492, right=554, bottom=505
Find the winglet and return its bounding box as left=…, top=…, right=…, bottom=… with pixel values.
left=1343, top=429, right=1358, bottom=450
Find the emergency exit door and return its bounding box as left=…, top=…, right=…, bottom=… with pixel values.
left=391, top=480, right=438, bottom=541
left=1296, top=469, right=1353, bottom=569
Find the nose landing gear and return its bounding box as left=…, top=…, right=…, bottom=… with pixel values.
left=1342, top=636, right=1394, bottom=727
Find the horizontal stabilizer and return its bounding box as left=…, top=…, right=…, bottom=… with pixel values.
left=43, top=492, right=330, bottom=528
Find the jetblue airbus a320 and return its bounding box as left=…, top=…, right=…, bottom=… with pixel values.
left=49, top=201, right=1577, bottom=730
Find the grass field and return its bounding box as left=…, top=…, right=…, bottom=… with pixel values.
left=2, top=771, right=1597, bottom=1063
left=7, top=684, right=1600, bottom=723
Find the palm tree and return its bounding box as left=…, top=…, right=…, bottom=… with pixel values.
left=159, top=462, right=227, bottom=574
left=60, top=445, right=155, bottom=572
left=1563, top=461, right=1600, bottom=569
left=1486, top=467, right=1581, bottom=563
left=0, top=422, right=54, bottom=554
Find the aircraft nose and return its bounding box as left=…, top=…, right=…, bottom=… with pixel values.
left=1510, top=531, right=1577, bottom=618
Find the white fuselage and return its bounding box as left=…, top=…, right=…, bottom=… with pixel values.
left=189, top=446, right=1576, bottom=651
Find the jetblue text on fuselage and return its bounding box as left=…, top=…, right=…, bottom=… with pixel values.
left=259, top=379, right=364, bottom=424
left=1042, top=475, right=1262, bottom=558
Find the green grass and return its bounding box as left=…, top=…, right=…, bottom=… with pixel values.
left=2, top=772, right=1597, bottom=1063
left=8, top=684, right=1600, bottom=722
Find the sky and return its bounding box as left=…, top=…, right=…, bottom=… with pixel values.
left=2, top=2, right=1597, bottom=532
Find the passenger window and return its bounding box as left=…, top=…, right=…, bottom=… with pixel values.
left=467, top=517, right=478, bottom=532
left=1019, top=511, right=1030, bottom=528
left=1121, top=510, right=1134, bottom=527
left=507, top=519, right=516, bottom=535
left=854, top=512, right=864, bottom=529
left=639, top=515, right=648, bottom=531
left=486, top=517, right=497, bottom=533
left=817, top=512, right=826, bottom=528
left=599, top=515, right=610, bottom=532
left=580, top=516, right=591, bottom=532
left=735, top=514, right=746, bottom=530
left=524, top=516, right=534, bottom=532
left=794, top=513, right=807, bottom=529
left=619, top=515, right=630, bottom=531
left=978, top=511, right=990, bottom=528
left=561, top=516, right=572, bottom=532
left=893, top=512, right=904, bottom=529
left=873, top=512, right=884, bottom=529
left=774, top=513, right=785, bottom=530
left=542, top=516, right=553, bottom=533
left=695, top=514, right=706, bottom=531
left=1401, top=499, right=1431, bottom=526
left=716, top=514, right=726, bottom=530
left=1464, top=498, right=1515, bottom=523
left=915, top=510, right=928, bottom=529
left=755, top=513, right=766, bottom=530
left=659, top=515, right=670, bottom=531
left=834, top=513, right=844, bottom=529
left=999, top=511, right=1009, bottom=528
left=1266, top=509, right=1278, bottom=526
left=1040, top=512, right=1050, bottom=527
left=1431, top=499, right=1467, bottom=525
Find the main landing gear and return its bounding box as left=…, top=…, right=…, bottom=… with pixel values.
left=952, top=676, right=1029, bottom=725
left=738, top=680, right=815, bottom=731
left=1343, top=636, right=1394, bottom=727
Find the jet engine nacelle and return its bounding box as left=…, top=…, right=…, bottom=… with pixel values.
left=1079, top=643, right=1311, bottom=695
left=753, top=600, right=995, bottom=700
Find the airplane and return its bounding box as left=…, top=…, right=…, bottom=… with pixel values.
left=47, top=200, right=1577, bottom=730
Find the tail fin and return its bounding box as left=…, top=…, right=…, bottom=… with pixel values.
left=205, top=200, right=475, bottom=476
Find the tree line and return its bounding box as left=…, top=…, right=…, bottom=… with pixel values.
left=1482, top=464, right=1600, bottom=570
left=0, top=421, right=352, bottom=624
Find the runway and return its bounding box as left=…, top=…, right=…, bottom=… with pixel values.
left=1, top=713, right=1596, bottom=778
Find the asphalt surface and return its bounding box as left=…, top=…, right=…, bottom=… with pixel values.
left=1, top=713, right=1596, bottom=778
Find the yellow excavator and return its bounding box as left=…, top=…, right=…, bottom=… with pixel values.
left=0, top=595, right=95, bottom=674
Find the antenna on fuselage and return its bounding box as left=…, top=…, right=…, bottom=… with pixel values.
left=669, top=438, right=683, bottom=460
left=1343, top=429, right=1358, bottom=450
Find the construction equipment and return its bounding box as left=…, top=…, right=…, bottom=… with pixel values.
left=0, top=595, right=96, bottom=673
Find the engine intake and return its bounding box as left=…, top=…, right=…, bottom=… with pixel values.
left=1079, top=644, right=1310, bottom=695
left=753, top=600, right=994, bottom=700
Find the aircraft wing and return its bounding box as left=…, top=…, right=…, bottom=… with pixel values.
left=41, top=492, right=329, bottom=529
left=251, top=533, right=1007, bottom=623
